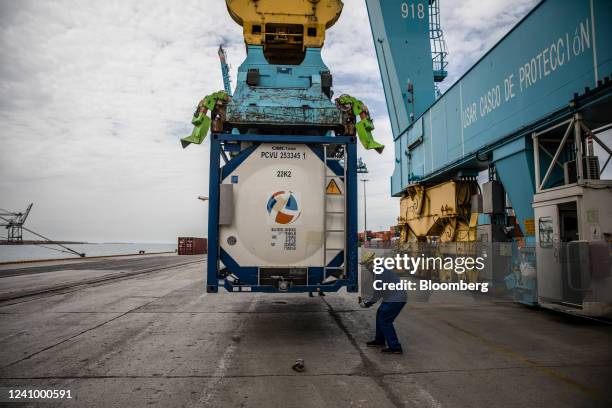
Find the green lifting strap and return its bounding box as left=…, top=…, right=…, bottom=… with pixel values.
left=336, top=94, right=384, bottom=154
left=181, top=91, right=229, bottom=148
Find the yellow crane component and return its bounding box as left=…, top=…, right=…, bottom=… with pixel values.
left=397, top=180, right=481, bottom=284
left=398, top=180, right=479, bottom=243
left=226, top=0, right=343, bottom=63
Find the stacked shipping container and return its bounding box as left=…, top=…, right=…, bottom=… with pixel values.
left=178, top=237, right=207, bottom=255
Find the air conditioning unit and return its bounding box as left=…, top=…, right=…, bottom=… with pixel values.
left=564, top=156, right=600, bottom=184
left=585, top=156, right=601, bottom=180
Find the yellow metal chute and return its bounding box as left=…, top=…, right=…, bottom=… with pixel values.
left=397, top=180, right=481, bottom=283
left=225, top=0, right=343, bottom=63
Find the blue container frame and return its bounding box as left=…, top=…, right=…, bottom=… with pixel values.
left=206, top=133, right=359, bottom=294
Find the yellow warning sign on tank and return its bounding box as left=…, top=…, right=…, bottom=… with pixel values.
left=326, top=179, right=342, bottom=195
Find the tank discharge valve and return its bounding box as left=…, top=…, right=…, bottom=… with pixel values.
left=277, top=278, right=290, bottom=292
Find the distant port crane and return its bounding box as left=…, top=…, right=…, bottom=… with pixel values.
left=0, top=203, right=85, bottom=257
left=0, top=203, right=33, bottom=244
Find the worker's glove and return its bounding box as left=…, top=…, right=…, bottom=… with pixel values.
left=359, top=299, right=373, bottom=308
left=358, top=296, right=370, bottom=308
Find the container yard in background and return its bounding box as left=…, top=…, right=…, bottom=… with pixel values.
left=359, top=226, right=401, bottom=248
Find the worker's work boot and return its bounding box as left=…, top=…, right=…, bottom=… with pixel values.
left=381, top=347, right=403, bottom=354
left=366, top=340, right=385, bottom=347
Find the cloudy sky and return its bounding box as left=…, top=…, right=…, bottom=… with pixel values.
left=0, top=0, right=541, bottom=243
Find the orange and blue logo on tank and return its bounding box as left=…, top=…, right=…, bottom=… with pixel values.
left=266, top=191, right=301, bottom=224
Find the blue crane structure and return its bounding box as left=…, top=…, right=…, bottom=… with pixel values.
left=366, top=0, right=612, bottom=316
left=367, top=0, right=611, bottom=225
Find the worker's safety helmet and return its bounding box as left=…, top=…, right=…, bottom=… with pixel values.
left=360, top=251, right=376, bottom=265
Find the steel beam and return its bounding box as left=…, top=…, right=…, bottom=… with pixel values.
left=539, top=119, right=573, bottom=191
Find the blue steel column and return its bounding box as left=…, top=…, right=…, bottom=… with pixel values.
left=346, top=138, right=358, bottom=292
left=206, top=135, right=221, bottom=293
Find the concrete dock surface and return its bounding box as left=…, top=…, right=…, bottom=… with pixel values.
left=0, top=256, right=610, bottom=407
left=0, top=254, right=201, bottom=301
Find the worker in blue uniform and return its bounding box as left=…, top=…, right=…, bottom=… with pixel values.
left=359, top=251, right=407, bottom=354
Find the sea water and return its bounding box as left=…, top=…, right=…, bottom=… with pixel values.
left=0, top=243, right=177, bottom=263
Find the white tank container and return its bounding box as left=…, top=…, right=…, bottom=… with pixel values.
left=219, top=143, right=345, bottom=267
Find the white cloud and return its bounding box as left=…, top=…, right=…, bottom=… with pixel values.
left=0, top=0, right=537, bottom=241
left=0, top=0, right=243, bottom=242
left=439, top=0, right=539, bottom=89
